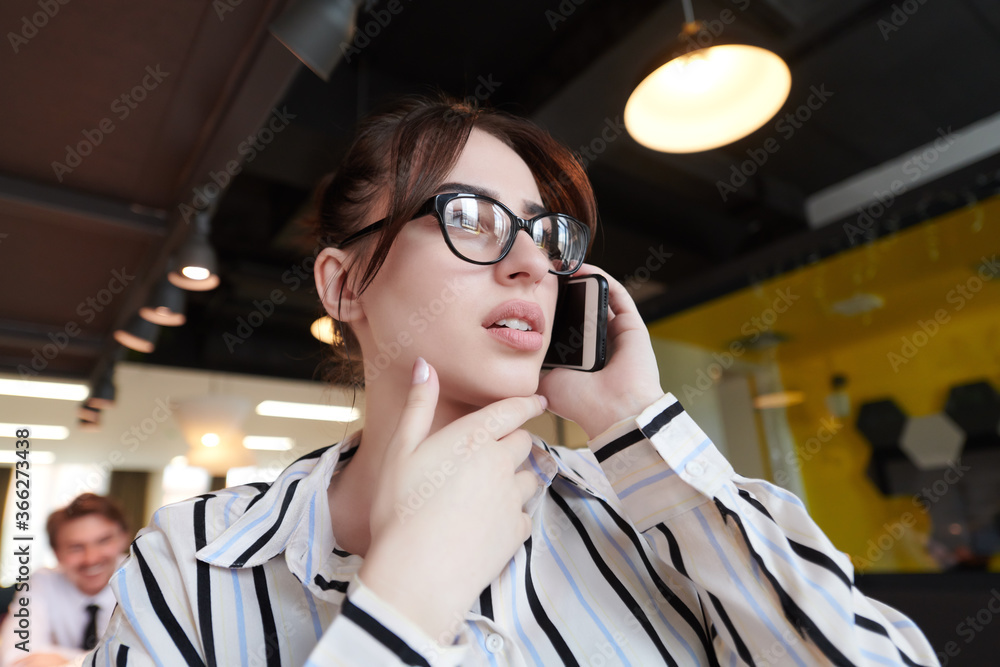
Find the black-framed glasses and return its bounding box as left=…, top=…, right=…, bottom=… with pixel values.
left=334, top=192, right=590, bottom=275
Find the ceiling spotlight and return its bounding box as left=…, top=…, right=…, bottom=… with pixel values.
left=113, top=315, right=160, bottom=353
left=270, top=0, right=363, bottom=81
left=140, top=279, right=187, bottom=326
left=86, top=370, right=116, bottom=409
left=624, top=0, right=790, bottom=153
left=310, top=316, right=343, bottom=345
left=168, top=209, right=220, bottom=291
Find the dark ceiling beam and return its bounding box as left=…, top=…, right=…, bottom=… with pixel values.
left=0, top=174, right=169, bottom=236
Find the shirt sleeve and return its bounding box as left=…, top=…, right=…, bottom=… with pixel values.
left=304, top=575, right=470, bottom=667
left=586, top=392, right=941, bottom=667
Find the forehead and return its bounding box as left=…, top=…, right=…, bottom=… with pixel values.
left=445, top=128, right=543, bottom=214
left=56, top=514, right=123, bottom=543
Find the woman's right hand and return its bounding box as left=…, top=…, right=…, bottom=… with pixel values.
left=358, top=358, right=544, bottom=645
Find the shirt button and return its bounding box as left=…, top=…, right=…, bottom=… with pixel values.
left=485, top=633, right=504, bottom=653
left=685, top=461, right=705, bottom=477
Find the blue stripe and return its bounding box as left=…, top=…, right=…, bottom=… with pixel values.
left=565, top=484, right=699, bottom=663
left=468, top=621, right=500, bottom=667
left=304, top=495, right=323, bottom=639
left=861, top=648, right=906, bottom=666
left=675, top=437, right=711, bottom=470
left=755, top=480, right=807, bottom=510
left=722, top=487, right=852, bottom=624
left=231, top=570, right=248, bottom=665
left=204, top=472, right=307, bottom=560
left=102, top=637, right=111, bottom=667
left=619, top=468, right=674, bottom=499
left=507, top=557, right=545, bottom=665
left=694, top=507, right=808, bottom=667
left=892, top=619, right=918, bottom=629
left=117, top=568, right=165, bottom=667
left=539, top=513, right=630, bottom=664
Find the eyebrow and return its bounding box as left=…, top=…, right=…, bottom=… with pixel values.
left=436, top=181, right=547, bottom=216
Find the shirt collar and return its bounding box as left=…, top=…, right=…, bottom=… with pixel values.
left=196, top=433, right=603, bottom=585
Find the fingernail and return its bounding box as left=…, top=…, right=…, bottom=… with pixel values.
left=413, top=357, right=429, bottom=384
left=537, top=395, right=548, bottom=411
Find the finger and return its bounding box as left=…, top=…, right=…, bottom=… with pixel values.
left=447, top=394, right=547, bottom=445
left=498, top=428, right=534, bottom=471
left=514, top=469, right=540, bottom=505
left=387, top=357, right=439, bottom=457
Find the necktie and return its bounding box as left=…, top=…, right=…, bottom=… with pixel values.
left=82, top=603, right=100, bottom=650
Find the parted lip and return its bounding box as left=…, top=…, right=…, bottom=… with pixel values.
left=482, top=300, right=545, bottom=335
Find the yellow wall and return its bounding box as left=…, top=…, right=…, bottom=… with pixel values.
left=648, top=197, right=1000, bottom=571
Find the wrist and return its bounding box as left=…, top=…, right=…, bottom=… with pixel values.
left=359, top=545, right=471, bottom=643
left=581, top=388, right=664, bottom=440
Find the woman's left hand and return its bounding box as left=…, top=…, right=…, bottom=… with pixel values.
left=537, top=264, right=664, bottom=440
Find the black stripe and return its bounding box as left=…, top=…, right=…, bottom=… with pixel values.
left=132, top=545, right=206, bottom=667
left=738, top=489, right=774, bottom=521
left=231, top=479, right=302, bottom=567
left=787, top=539, right=853, bottom=589
left=582, top=489, right=716, bottom=665
left=341, top=596, right=431, bottom=666
left=707, top=592, right=754, bottom=664
left=314, top=574, right=349, bottom=592
left=90, top=649, right=98, bottom=667
left=332, top=547, right=352, bottom=558
left=252, top=566, right=281, bottom=667
left=855, top=614, right=887, bottom=636
left=655, top=524, right=688, bottom=577
left=639, top=400, right=685, bottom=438
left=243, top=483, right=272, bottom=512
left=193, top=498, right=217, bottom=667
left=594, top=429, right=644, bottom=463
left=713, top=499, right=858, bottom=667
left=478, top=585, right=493, bottom=621
left=549, top=488, right=681, bottom=667
left=855, top=615, right=930, bottom=667
left=294, top=444, right=335, bottom=463
left=736, top=490, right=855, bottom=590
left=116, top=645, right=129, bottom=667
left=523, top=536, right=579, bottom=665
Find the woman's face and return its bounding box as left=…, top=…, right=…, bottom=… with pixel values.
left=355, top=127, right=559, bottom=406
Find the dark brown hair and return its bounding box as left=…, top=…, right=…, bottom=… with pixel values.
left=312, top=95, right=599, bottom=386
left=47, top=493, right=128, bottom=550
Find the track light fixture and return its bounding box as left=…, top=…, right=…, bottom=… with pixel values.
left=169, top=208, right=220, bottom=291
left=140, top=279, right=187, bottom=326
left=113, top=315, right=160, bottom=353
left=269, top=0, right=363, bottom=81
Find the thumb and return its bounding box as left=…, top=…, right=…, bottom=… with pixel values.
left=389, top=357, right=439, bottom=456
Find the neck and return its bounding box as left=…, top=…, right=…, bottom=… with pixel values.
left=326, top=363, right=474, bottom=557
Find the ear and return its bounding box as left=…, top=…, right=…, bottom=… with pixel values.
left=314, top=247, right=365, bottom=323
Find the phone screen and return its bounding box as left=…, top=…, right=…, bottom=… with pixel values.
left=548, top=280, right=588, bottom=366
left=542, top=275, right=608, bottom=371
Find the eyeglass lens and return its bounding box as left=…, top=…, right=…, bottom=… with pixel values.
left=441, top=197, right=585, bottom=273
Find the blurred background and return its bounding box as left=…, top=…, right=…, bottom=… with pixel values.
left=1, top=0, right=999, bottom=661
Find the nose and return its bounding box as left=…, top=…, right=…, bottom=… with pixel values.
left=497, top=225, right=550, bottom=283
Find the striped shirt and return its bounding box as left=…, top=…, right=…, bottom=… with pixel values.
left=90, top=393, right=939, bottom=666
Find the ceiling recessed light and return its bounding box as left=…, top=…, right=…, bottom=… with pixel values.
left=0, top=450, right=55, bottom=464
left=243, top=436, right=295, bottom=451
left=255, top=400, right=359, bottom=422
left=831, top=293, right=884, bottom=316
left=0, top=423, right=70, bottom=440
left=0, top=378, right=88, bottom=401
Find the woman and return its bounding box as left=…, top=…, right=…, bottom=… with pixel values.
left=93, top=97, right=939, bottom=666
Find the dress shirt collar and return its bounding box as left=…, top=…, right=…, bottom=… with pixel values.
left=195, top=433, right=602, bottom=596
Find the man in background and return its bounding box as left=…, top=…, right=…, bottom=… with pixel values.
left=0, top=494, right=129, bottom=667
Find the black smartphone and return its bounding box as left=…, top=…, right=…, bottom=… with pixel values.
left=542, top=274, right=608, bottom=372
